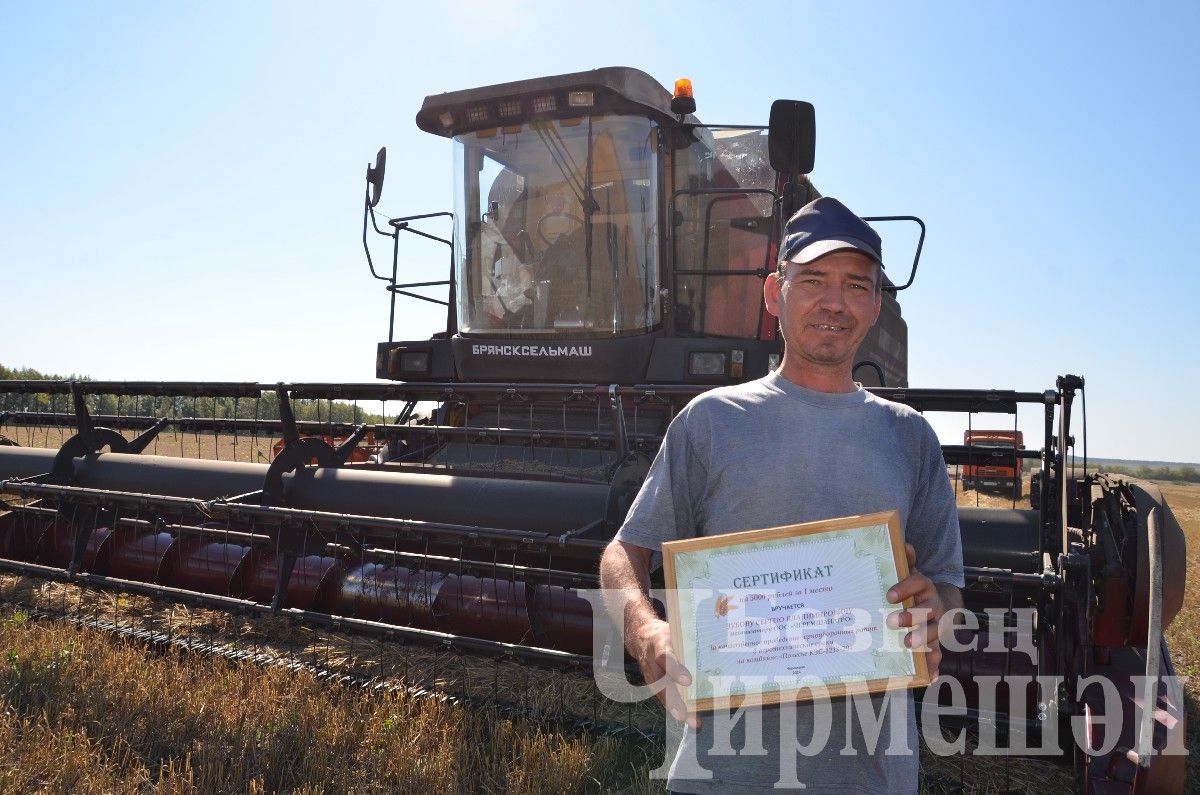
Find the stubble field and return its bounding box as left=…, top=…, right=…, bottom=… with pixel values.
left=1151, top=481, right=1200, bottom=791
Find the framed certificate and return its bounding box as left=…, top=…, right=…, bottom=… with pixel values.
left=662, top=510, right=929, bottom=712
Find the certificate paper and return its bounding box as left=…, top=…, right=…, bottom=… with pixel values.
left=662, top=510, right=929, bottom=711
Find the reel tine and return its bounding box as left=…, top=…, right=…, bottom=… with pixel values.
left=191, top=395, right=200, bottom=459
left=492, top=394, right=502, bottom=474
left=232, top=395, right=241, bottom=462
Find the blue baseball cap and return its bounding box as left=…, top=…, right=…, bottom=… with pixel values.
left=779, top=197, right=883, bottom=268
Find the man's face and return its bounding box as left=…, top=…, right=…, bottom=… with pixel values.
left=764, top=250, right=883, bottom=371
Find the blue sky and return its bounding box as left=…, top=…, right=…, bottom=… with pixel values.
left=1, top=2, right=1197, bottom=462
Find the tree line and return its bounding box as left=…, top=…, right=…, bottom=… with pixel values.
left=0, top=366, right=387, bottom=425
left=1107, top=464, right=1200, bottom=484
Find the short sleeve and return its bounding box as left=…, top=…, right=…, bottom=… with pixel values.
left=908, top=421, right=965, bottom=588
left=614, top=403, right=708, bottom=558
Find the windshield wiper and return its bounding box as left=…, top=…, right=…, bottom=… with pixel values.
left=531, top=118, right=597, bottom=214
left=532, top=117, right=602, bottom=304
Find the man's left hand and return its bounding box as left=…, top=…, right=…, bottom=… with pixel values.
left=885, top=542, right=954, bottom=678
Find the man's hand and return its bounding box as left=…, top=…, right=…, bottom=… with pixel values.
left=631, top=617, right=702, bottom=729
left=885, top=543, right=959, bottom=678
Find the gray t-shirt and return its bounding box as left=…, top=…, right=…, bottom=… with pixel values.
left=615, top=371, right=963, bottom=794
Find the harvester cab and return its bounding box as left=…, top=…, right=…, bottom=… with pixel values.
left=364, top=67, right=914, bottom=389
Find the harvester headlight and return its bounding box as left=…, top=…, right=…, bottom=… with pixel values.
left=531, top=95, right=557, bottom=113
left=567, top=91, right=594, bottom=108
left=688, top=351, right=727, bottom=377
left=467, top=105, right=489, bottom=123
left=389, top=348, right=431, bottom=378
left=401, top=351, right=430, bottom=374
left=497, top=99, right=522, bottom=118
left=438, top=111, right=454, bottom=129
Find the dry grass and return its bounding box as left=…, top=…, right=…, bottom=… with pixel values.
left=0, top=596, right=1077, bottom=795
left=0, top=574, right=1082, bottom=795
left=0, top=610, right=665, bottom=794
left=0, top=573, right=664, bottom=738
left=1157, top=481, right=1200, bottom=792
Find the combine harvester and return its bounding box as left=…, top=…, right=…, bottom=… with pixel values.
left=0, top=68, right=1187, bottom=792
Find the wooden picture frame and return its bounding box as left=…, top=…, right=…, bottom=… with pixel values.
left=661, top=510, right=930, bottom=712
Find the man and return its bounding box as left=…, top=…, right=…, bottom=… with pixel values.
left=599, top=197, right=964, bottom=793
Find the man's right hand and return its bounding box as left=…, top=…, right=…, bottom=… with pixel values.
left=632, top=617, right=702, bottom=729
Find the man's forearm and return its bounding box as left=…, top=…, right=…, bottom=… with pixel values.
left=600, top=540, right=699, bottom=726
left=599, top=541, right=662, bottom=648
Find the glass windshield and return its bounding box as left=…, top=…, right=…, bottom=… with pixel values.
left=453, top=116, right=659, bottom=336
left=672, top=127, right=802, bottom=339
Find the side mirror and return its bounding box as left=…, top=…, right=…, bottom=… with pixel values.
left=366, top=146, right=387, bottom=208
left=768, top=100, right=815, bottom=176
